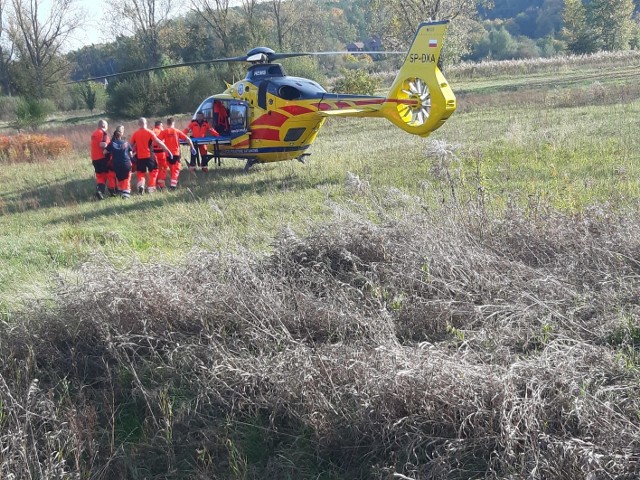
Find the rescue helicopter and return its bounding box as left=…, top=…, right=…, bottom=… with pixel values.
left=79, top=20, right=456, bottom=172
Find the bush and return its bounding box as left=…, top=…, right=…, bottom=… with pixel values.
left=106, top=69, right=225, bottom=119
left=0, top=96, right=18, bottom=121
left=11, top=97, right=55, bottom=131
left=184, top=69, right=226, bottom=109
left=0, top=133, right=72, bottom=163
left=106, top=76, right=163, bottom=119
left=281, top=56, right=327, bottom=85
left=333, top=68, right=380, bottom=95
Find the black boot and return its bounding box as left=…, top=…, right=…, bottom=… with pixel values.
left=96, top=183, right=106, bottom=200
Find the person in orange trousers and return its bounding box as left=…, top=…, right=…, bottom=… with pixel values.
left=158, top=117, right=195, bottom=190
left=90, top=119, right=110, bottom=200
left=152, top=120, right=168, bottom=190
left=184, top=111, right=219, bottom=172
left=104, top=125, right=133, bottom=199
left=129, top=117, right=172, bottom=194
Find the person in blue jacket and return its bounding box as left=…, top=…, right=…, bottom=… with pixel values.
left=104, top=125, right=134, bottom=199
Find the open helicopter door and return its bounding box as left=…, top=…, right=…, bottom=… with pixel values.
left=190, top=96, right=251, bottom=164
left=215, top=100, right=251, bottom=163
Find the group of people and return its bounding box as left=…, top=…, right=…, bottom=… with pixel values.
left=90, top=112, right=220, bottom=200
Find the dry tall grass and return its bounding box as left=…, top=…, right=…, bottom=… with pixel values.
left=0, top=134, right=72, bottom=163
left=1, top=190, right=639, bottom=479
left=448, top=50, right=640, bottom=80
left=457, top=81, right=640, bottom=112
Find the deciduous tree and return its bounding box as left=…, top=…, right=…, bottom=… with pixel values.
left=269, top=0, right=307, bottom=50
left=8, top=0, right=82, bottom=97
left=562, top=0, right=593, bottom=53
left=376, top=0, right=485, bottom=64
left=107, top=0, right=174, bottom=66
left=589, top=0, right=636, bottom=50
left=0, top=0, right=13, bottom=95
left=563, top=0, right=635, bottom=53
left=191, top=0, right=234, bottom=56
left=239, top=0, right=267, bottom=46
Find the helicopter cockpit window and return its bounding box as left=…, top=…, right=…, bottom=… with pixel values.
left=229, top=104, right=247, bottom=133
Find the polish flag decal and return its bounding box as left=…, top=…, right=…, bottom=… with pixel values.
left=429, top=39, right=438, bottom=48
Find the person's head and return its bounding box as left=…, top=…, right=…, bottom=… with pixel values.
left=166, top=117, right=175, bottom=127
left=113, top=125, right=124, bottom=139
left=154, top=120, right=163, bottom=128
left=138, top=117, right=147, bottom=128
left=98, top=119, right=108, bottom=130
left=196, top=111, right=204, bottom=121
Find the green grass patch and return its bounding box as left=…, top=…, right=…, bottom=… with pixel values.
left=1, top=64, right=640, bottom=308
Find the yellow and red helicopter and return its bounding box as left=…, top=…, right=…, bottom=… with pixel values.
left=81, top=20, right=456, bottom=172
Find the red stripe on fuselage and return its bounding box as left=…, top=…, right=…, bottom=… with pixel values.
left=253, top=111, right=289, bottom=127
left=282, top=105, right=314, bottom=116
left=316, top=98, right=417, bottom=111
left=354, top=99, right=385, bottom=106
left=385, top=99, right=419, bottom=105
left=251, top=129, right=280, bottom=141
left=233, top=139, right=250, bottom=147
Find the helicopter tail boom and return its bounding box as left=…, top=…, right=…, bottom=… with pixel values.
left=381, top=20, right=456, bottom=137
left=315, top=21, right=455, bottom=136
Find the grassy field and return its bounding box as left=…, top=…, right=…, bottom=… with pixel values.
left=1, top=56, right=640, bottom=478
left=2, top=69, right=639, bottom=309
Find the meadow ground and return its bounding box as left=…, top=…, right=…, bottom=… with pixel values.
left=2, top=72, right=639, bottom=310
left=1, top=56, right=640, bottom=478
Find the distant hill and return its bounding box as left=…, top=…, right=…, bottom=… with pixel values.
left=479, top=0, right=563, bottom=38
left=480, top=0, right=640, bottom=39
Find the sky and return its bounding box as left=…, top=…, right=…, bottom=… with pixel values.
left=66, top=1, right=109, bottom=50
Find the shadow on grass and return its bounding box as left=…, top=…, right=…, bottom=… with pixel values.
left=0, top=176, right=98, bottom=214
left=1, top=161, right=336, bottom=218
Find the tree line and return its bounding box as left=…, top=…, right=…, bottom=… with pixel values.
left=0, top=0, right=638, bottom=122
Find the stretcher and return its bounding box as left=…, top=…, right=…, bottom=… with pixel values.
left=181, top=135, right=232, bottom=167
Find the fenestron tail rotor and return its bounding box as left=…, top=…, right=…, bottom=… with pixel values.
left=379, top=20, right=456, bottom=137
left=398, top=77, right=431, bottom=126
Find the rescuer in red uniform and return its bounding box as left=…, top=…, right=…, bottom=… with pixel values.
left=90, top=119, right=110, bottom=200
left=152, top=120, right=168, bottom=190
left=184, top=111, right=219, bottom=172
left=129, top=117, right=172, bottom=194
left=213, top=100, right=229, bottom=134
left=158, top=117, right=195, bottom=190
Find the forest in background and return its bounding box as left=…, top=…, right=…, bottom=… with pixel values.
left=0, top=0, right=638, bottom=122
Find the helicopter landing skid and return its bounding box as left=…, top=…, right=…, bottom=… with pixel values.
left=297, top=153, right=311, bottom=164
left=243, top=158, right=259, bottom=173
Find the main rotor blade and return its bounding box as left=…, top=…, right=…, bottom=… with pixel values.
left=69, top=50, right=406, bottom=84
left=270, top=50, right=404, bottom=61
left=67, top=55, right=247, bottom=84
